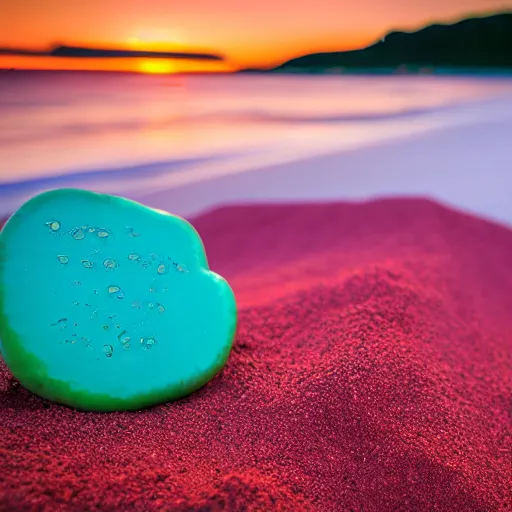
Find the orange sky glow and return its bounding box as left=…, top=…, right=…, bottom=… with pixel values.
left=1, top=0, right=512, bottom=73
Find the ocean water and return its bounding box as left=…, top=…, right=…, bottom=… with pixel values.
left=1, top=71, right=512, bottom=215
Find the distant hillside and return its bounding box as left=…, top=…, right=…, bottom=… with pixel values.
left=274, top=12, right=512, bottom=72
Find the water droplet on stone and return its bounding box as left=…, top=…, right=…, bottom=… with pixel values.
left=81, top=259, right=94, bottom=269
left=108, top=285, right=125, bottom=299
left=88, top=227, right=96, bottom=233
left=57, top=255, right=69, bottom=265
left=176, top=264, right=188, bottom=273
left=117, top=330, right=131, bottom=349
left=128, top=253, right=140, bottom=261
left=97, top=230, right=109, bottom=238
left=103, top=345, right=113, bottom=358
left=93, top=289, right=99, bottom=295
left=46, top=220, right=60, bottom=232
left=157, top=304, right=165, bottom=314
left=72, top=228, right=85, bottom=240
left=103, top=325, right=109, bottom=330
left=132, top=301, right=141, bottom=309
left=157, top=263, right=167, bottom=275
left=103, top=258, right=117, bottom=269
left=142, top=337, right=156, bottom=350
left=148, top=302, right=156, bottom=309
left=73, top=301, right=79, bottom=306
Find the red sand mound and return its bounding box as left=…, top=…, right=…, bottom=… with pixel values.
left=1, top=198, right=511, bottom=511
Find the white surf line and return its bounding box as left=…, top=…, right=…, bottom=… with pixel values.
left=131, top=95, right=512, bottom=198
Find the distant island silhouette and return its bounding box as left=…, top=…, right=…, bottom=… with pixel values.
left=269, top=12, right=512, bottom=73
left=0, top=45, right=223, bottom=61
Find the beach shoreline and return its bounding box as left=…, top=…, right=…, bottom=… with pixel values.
left=2, top=90, right=512, bottom=228
left=134, top=108, right=512, bottom=228
left=1, top=74, right=512, bottom=229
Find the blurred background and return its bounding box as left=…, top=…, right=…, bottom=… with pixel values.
left=1, top=1, right=512, bottom=224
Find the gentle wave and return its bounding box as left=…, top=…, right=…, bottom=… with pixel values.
left=0, top=156, right=212, bottom=189
left=0, top=102, right=480, bottom=146
left=2, top=73, right=512, bottom=210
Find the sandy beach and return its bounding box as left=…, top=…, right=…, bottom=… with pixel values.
left=1, top=197, right=511, bottom=510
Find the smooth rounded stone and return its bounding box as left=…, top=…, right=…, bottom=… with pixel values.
left=0, top=188, right=237, bottom=411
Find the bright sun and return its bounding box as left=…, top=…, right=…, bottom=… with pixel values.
left=138, top=60, right=176, bottom=74
left=128, top=29, right=184, bottom=74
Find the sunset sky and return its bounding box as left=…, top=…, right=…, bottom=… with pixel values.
left=1, top=0, right=512, bottom=73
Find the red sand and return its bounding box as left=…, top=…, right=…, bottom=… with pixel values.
left=1, top=198, right=511, bottom=511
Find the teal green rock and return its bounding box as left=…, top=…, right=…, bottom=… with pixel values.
left=0, top=189, right=237, bottom=411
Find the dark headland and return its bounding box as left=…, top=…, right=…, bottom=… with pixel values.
left=239, top=12, right=512, bottom=74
